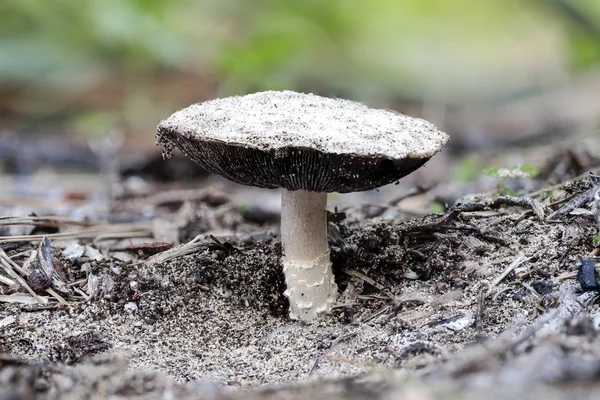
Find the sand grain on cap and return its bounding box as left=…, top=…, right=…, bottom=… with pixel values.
left=158, top=91, right=448, bottom=159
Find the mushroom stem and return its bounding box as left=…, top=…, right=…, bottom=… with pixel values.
left=280, top=189, right=338, bottom=321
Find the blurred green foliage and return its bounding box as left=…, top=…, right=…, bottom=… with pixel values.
left=0, top=0, right=196, bottom=83
left=212, top=0, right=600, bottom=99
left=1, top=0, right=600, bottom=126
left=482, top=165, right=540, bottom=179
left=482, top=164, right=540, bottom=196
left=430, top=202, right=446, bottom=214
left=542, top=0, right=600, bottom=68
left=453, top=156, right=482, bottom=183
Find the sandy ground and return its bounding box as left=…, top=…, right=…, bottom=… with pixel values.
left=1, top=169, right=599, bottom=399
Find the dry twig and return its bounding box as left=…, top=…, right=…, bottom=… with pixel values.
left=0, top=223, right=152, bottom=244
left=488, top=254, right=531, bottom=292
left=342, top=268, right=393, bottom=299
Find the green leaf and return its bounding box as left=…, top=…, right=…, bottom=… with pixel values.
left=482, top=166, right=500, bottom=178
left=517, top=164, right=539, bottom=178
left=430, top=202, right=445, bottom=214
left=482, top=165, right=538, bottom=179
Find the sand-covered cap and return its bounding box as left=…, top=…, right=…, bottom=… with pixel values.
left=157, top=90, right=449, bottom=193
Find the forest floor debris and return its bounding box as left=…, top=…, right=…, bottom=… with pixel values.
left=1, top=171, right=600, bottom=399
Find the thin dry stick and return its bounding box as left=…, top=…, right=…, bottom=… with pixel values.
left=67, top=278, right=88, bottom=287
left=140, top=186, right=223, bottom=206
left=8, top=250, right=31, bottom=259
left=556, top=271, right=577, bottom=283
left=0, top=249, right=27, bottom=276
left=0, top=224, right=152, bottom=244
left=0, top=216, right=96, bottom=227
left=0, top=241, right=84, bottom=305
left=0, top=294, right=49, bottom=305
left=555, top=247, right=600, bottom=283
left=524, top=166, right=600, bottom=199
left=93, top=230, right=152, bottom=243
left=488, top=254, right=529, bottom=291
left=145, top=235, right=212, bottom=266
left=475, top=283, right=488, bottom=333
left=0, top=249, right=46, bottom=304
left=0, top=275, right=15, bottom=286
left=74, top=287, right=90, bottom=301
left=521, top=282, right=541, bottom=300
left=343, top=268, right=393, bottom=299
left=46, top=288, right=68, bottom=307
left=547, top=186, right=597, bottom=221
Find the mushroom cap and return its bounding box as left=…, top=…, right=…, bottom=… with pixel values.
left=157, top=91, right=449, bottom=193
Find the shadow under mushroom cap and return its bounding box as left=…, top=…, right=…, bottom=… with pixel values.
left=157, top=127, right=433, bottom=193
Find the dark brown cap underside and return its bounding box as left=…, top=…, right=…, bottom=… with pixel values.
left=157, top=127, right=431, bottom=193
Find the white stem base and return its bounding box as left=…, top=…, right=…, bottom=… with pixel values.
left=280, top=190, right=338, bottom=321
left=283, top=252, right=337, bottom=321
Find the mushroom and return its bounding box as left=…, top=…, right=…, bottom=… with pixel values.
left=156, top=90, right=449, bottom=321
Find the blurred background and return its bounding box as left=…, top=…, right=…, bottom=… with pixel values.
left=1, top=0, right=599, bottom=217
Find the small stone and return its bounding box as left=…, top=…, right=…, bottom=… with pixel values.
left=62, top=242, right=85, bottom=260
left=441, top=313, right=475, bottom=331
left=85, top=245, right=104, bottom=261
left=27, top=269, right=51, bottom=291
left=0, top=315, right=16, bottom=328
left=124, top=302, right=138, bottom=314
